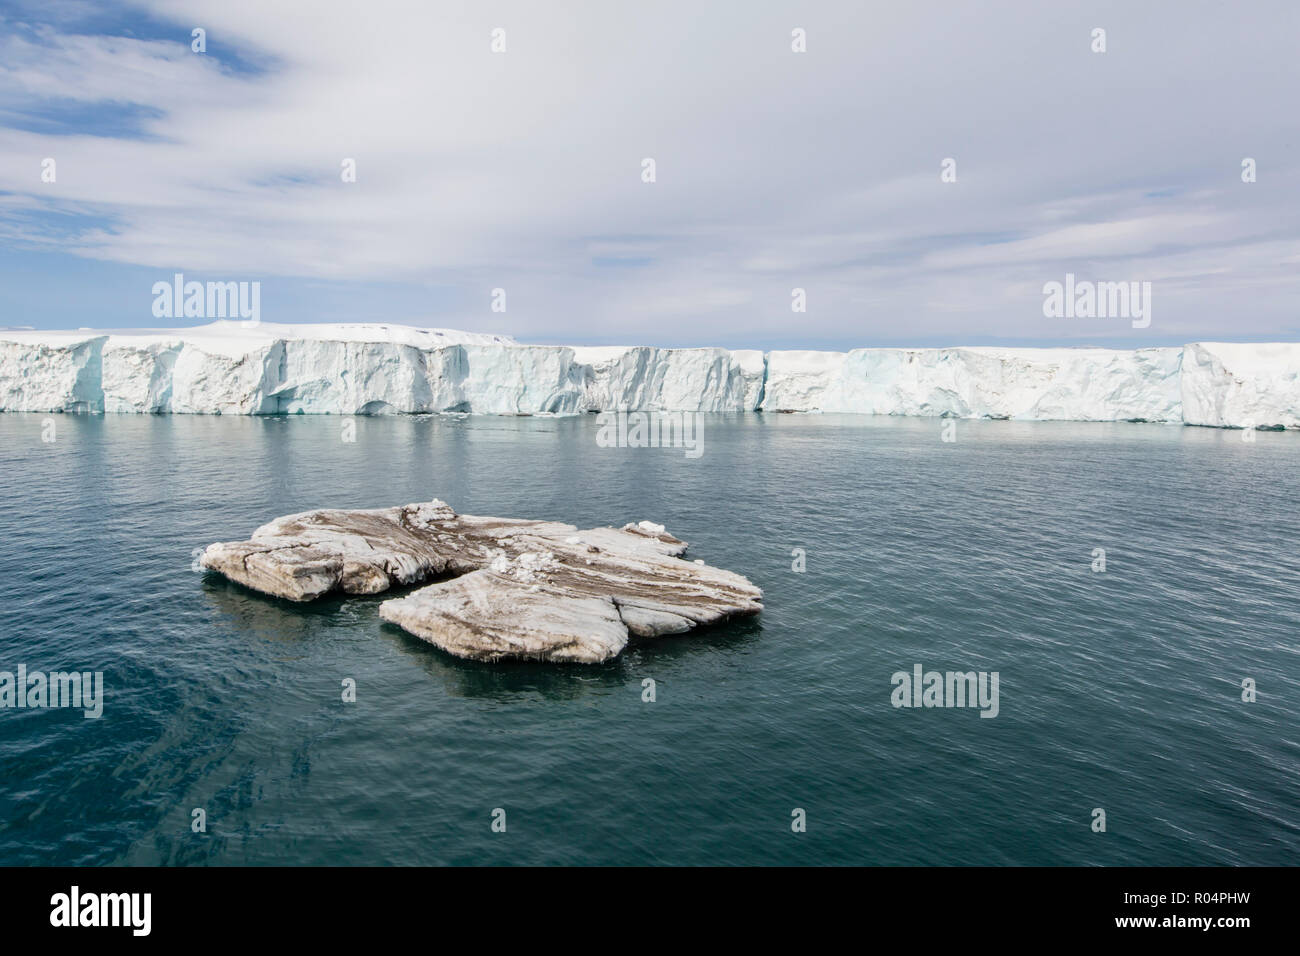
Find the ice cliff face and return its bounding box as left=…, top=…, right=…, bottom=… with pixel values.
left=762, top=347, right=1184, bottom=422
left=0, top=322, right=759, bottom=417
left=1179, top=343, right=1300, bottom=429
left=0, top=321, right=1295, bottom=428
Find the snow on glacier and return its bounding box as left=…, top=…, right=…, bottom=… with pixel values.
left=1180, top=343, right=1300, bottom=429
left=0, top=320, right=1296, bottom=428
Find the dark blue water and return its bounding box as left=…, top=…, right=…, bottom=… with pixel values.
left=0, top=412, right=1296, bottom=865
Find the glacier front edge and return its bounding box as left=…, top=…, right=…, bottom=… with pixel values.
left=1, top=321, right=1297, bottom=429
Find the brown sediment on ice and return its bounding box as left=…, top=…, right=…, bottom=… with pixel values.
left=200, top=500, right=762, bottom=663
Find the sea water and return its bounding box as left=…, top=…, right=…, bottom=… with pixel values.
left=0, top=412, right=1296, bottom=865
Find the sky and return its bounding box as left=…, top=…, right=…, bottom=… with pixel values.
left=0, top=0, right=1297, bottom=350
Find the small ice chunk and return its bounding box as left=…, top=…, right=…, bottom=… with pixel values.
left=637, top=520, right=666, bottom=535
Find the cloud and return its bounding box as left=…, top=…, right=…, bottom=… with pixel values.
left=0, top=0, right=1297, bottom=346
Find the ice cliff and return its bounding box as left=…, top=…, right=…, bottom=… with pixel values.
left=0, top=321, right=1295, bottom=428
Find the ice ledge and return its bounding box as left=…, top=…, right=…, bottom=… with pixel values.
left=1, top=323, right=1297, bottom=429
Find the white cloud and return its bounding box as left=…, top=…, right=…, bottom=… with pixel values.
left=0, top=0, right=1297, bottom=344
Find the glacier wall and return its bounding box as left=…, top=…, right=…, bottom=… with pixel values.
left=1, top=322, right=1296, bottom=428
left=0, top=323, right=764, bottom=418
left=762, top=347, right=1184, bottom=422
left=1179, top=343, right=1300, bottom=429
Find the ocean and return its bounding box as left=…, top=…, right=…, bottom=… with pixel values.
left=0, top=411, right=1296, bottom=865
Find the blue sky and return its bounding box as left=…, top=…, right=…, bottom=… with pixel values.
left=1, top=0, right=1297, bottom=349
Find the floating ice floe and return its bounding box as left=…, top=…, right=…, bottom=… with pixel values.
left=199, top=499, right=763, bottom=663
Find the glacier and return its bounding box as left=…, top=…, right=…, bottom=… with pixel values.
left=0, top=321, right=1296, bottom=429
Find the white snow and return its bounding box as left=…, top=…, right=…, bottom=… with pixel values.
left=1180, top=343, right=1300, bottom=429
left=1, top=322, right=1296, bottom=428
left=0, top=319, right=512, bottom=356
